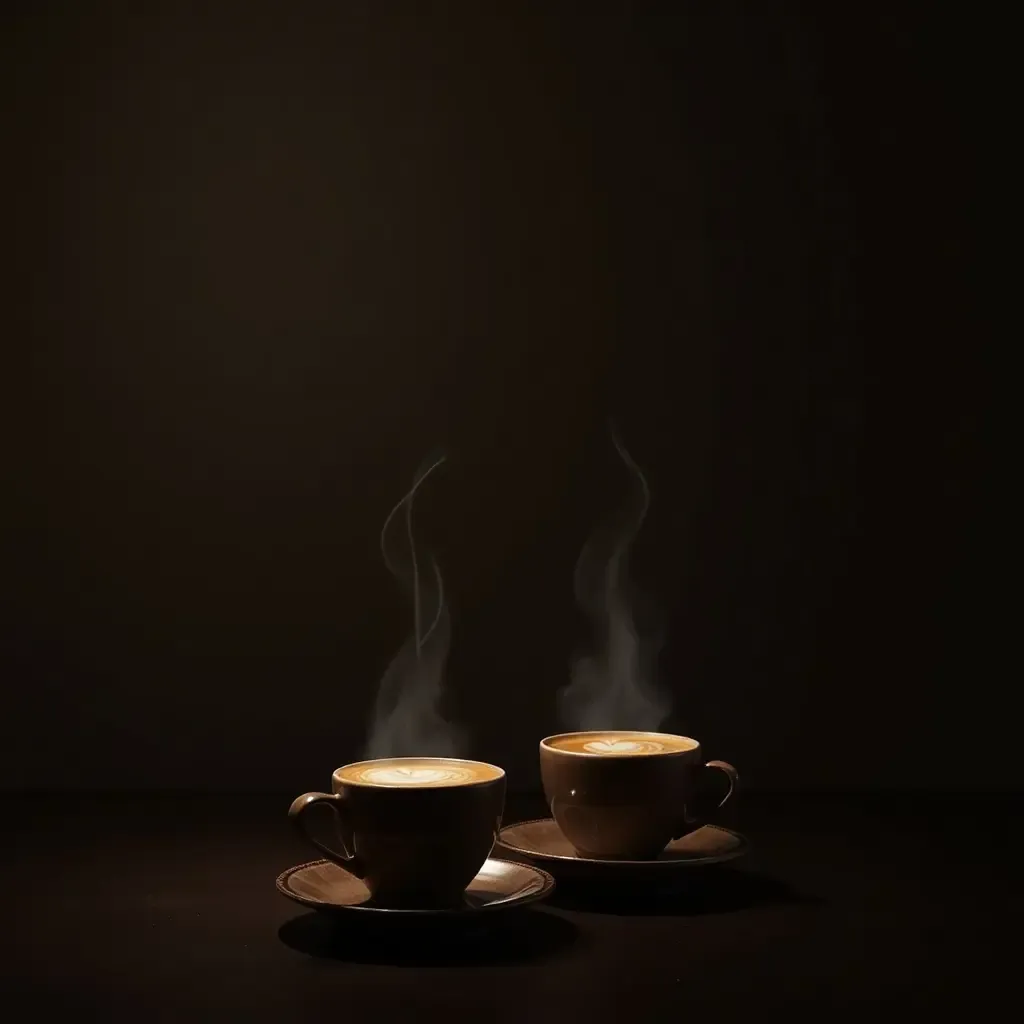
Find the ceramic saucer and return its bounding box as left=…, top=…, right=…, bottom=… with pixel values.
left=495, top=818, right=749, bottom=882
left=276, top=856, right=555, bottom=919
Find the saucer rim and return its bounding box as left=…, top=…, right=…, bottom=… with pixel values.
left=276, top=856, right=556, bottom=917
left=495, top=817, right=749, bottom=867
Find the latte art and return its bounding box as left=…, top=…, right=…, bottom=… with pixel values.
left=545, top=731, right=699, bottom=755
left=336, top=757, right=503, bottom=788
left=583, top=739, right=666, bottom=754
left=360, top=765, right=475, bottom=786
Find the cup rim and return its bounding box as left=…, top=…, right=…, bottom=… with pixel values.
left=539, top=730, right=701, bottom=757
left=332, top=756, right=506, bottom=789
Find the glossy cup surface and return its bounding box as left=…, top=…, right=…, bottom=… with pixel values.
left=540, top=731, right=705, bottom=859
left=292, top=757, right=506, bottom=908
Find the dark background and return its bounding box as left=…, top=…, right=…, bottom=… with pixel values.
left=1, top=2, right=985, bottom=793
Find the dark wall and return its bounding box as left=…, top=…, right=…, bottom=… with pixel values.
left=2, top=2, right=986, bottom=791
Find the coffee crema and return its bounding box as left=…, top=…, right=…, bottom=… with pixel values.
left=337, top=758, right=502, bottom=788
left=545, top=733, right=698, bottom=755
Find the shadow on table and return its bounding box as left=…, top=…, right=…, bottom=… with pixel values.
left=545, top=865, right=820, bottom=916
left=278, top=907, right=579, bottom=966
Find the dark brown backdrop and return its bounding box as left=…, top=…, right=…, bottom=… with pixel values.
left=1, top=2, right=986, bottom=792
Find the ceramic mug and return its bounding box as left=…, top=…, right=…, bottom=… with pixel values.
left=289, top=756, right=506, bottom=908
left=540, top=730, right=738, bottom=859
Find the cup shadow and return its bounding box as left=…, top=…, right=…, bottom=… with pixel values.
left=544, top=865, right=821, bottom=916
left=278, top=907, right=580, bottom=966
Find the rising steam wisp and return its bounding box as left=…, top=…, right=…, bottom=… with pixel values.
left=365, top=455, right=464, bottom=758
left=559, top=431, right=671, bottom=732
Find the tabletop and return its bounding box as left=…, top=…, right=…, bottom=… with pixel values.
left=3, top=791, right=1017, bottom=1020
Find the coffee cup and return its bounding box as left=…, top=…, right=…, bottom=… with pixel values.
left=540, top=730, right=738, bottom=859
left=289, top=756, right=506, bottom=908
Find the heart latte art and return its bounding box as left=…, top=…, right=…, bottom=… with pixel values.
left=583, top=739, right=667, bottom=754
left=360, top=765, right=474, bottom=786
left=545, top=732, right=698, bottom=755
left=336, top=757, right=502, bottom=787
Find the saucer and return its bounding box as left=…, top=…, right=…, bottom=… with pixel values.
left=276, top=856, right=555, bottom=919
left=495, top=818, right=749, bottom=882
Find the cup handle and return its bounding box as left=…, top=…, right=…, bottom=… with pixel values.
left=676, top=759, right=740, bottom=836
left=288, top=792, right=367, bottom=878
left=703, top=760, right=739, bottom=809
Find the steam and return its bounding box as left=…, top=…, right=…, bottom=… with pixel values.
left=365, top=455, right=464, bottom=758
left=559, top=430, right=671, bottom=732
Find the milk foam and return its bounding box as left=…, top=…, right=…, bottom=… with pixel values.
left=338, top=758, right=500, bottom=787
left=359, top=765, right=474, bottom=786
left=582, top=738, right=667, bottom=754
left=546, top=732, right=697, bottom=755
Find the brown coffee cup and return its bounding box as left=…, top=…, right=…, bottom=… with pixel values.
left=540, top=731, right=738, bottom=859
left=289, top=756, right=506, bottom=908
